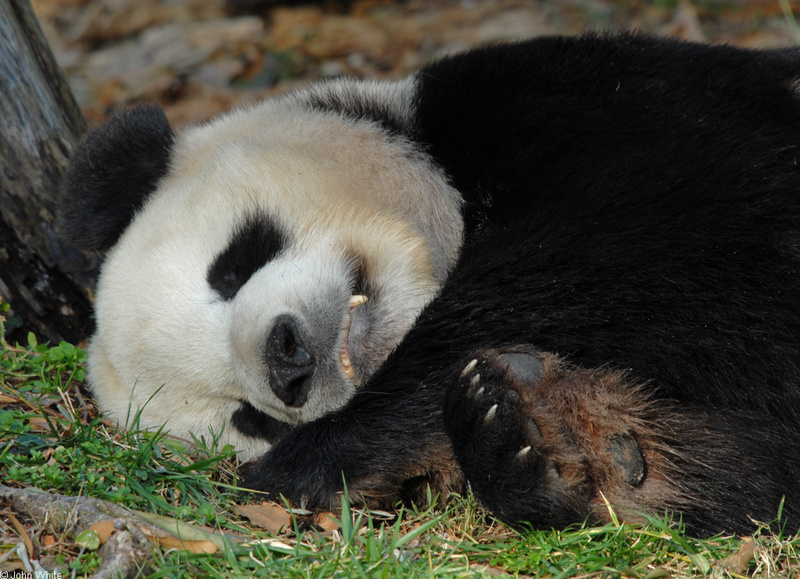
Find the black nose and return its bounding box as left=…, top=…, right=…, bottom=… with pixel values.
left=265, top=316, right=315, bottom=407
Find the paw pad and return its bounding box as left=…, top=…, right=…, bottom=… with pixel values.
left=609, top=435, right=645, bottom=487
left=496, top=352, right=545, bottom=386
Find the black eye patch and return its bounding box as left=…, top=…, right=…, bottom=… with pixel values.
left=207, top=214, right=286, bottom=301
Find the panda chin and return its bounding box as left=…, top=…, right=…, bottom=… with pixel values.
left=340, top=294, right=369, bottom=383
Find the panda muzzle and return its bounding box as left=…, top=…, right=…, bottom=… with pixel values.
left=266, top=315, right=315, bottom=408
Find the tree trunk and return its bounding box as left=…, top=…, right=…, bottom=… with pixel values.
left=0, top=0, right=96, bottom=345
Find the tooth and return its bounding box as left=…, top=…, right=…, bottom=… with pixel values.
left=342, top=367, right=355, bottom=379
left=341, top=296, right=367, bottom=381
left=340, top=350, right=355, bottom=379
left=483, top=404, right=498, bottom=425
left=460, top=359, right=478, bottom=378
left=349, top=295, right=369, bottom=309
left=516, top=446, right=532, bottom=462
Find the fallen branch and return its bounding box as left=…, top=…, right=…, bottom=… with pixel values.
left=1, top=484, right=154, bottom=578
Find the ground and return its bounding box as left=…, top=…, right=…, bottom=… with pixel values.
left=31, top=0, right=800, bottom=128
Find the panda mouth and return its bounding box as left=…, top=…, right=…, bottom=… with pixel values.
left=340, top=294, right=369, bottom=380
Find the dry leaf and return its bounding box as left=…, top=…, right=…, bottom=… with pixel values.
left=132, top=510, right=237, bottom=552
left=8, top=513, right=36, bottom=560
left=235, top=502, right=293, bottom=533
left=153, top=535, right=218, bottom=554
left=28, top=416, right=53, bottom=433
left=136, top=523, right=218, bottom=553
left=314, top=512, right=340, bottom=532
left=0, top=393, right=17, bottom=404
left=0, top=560, right=26, bottom=573
left=135, top=524, right=170, bottom=539
left=42, top=534, right=56, bottom=548
left=719, top=537, right=757, bottom=573
left=88, top=519, right=117, bottom=544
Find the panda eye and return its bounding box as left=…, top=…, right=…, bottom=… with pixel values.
left=208, top=214, right=286, bottom=301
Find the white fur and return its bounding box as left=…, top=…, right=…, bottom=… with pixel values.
left=89, top=76, right=464, bottom=458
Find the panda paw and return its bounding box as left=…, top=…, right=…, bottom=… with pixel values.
left=444, top=347, right=652, bottom=529
left=445, top=349, right=548, bottom=474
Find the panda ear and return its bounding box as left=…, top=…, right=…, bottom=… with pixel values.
left=58, top=105, right=175, bottom=252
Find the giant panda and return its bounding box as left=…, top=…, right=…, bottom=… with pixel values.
left=59, top=33, right=800, bottom=536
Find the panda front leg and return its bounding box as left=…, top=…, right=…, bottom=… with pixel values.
left=240, top=379, right=465, bottom=511
left=242, top=345, right=800, bottom=534
left=444, top=347, right=685, bottom=531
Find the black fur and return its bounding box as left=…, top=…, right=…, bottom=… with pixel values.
left=208, top=214, right=287, bottom=301
left=304, top=88, right=413, bottom=137
left=242, top=34, right=800, bottom=536
left=231, top=401, right=295, bottom=444
left=58, top=105, right=174, bottom=252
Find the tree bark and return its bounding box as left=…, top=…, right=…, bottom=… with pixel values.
left=0, top=0, right=96, bottom=345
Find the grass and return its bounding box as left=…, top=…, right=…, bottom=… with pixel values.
left=2, top=299, right=799, bottom=577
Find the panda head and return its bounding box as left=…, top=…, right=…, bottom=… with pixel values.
left=60, top=80, right=463, bottom=458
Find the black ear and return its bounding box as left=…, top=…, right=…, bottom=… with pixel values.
left=58, top=105, right=175, bottom=252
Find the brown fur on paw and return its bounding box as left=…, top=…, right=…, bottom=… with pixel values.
left=446, top=346, right=684, bottom=527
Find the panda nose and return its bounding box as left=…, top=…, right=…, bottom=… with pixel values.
left=266, top=316, right=315, bottom=407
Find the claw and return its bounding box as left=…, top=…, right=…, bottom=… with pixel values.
left=516, top=445, right=532, bottom=462
left=466, top=374, right=482, bottom=397
left=484, top=403, right=498, bottom=425
left=460, top=358, right=478, bottom=378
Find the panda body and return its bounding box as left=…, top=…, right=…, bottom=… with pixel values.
left=61, top=33, right=800, bottom=535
